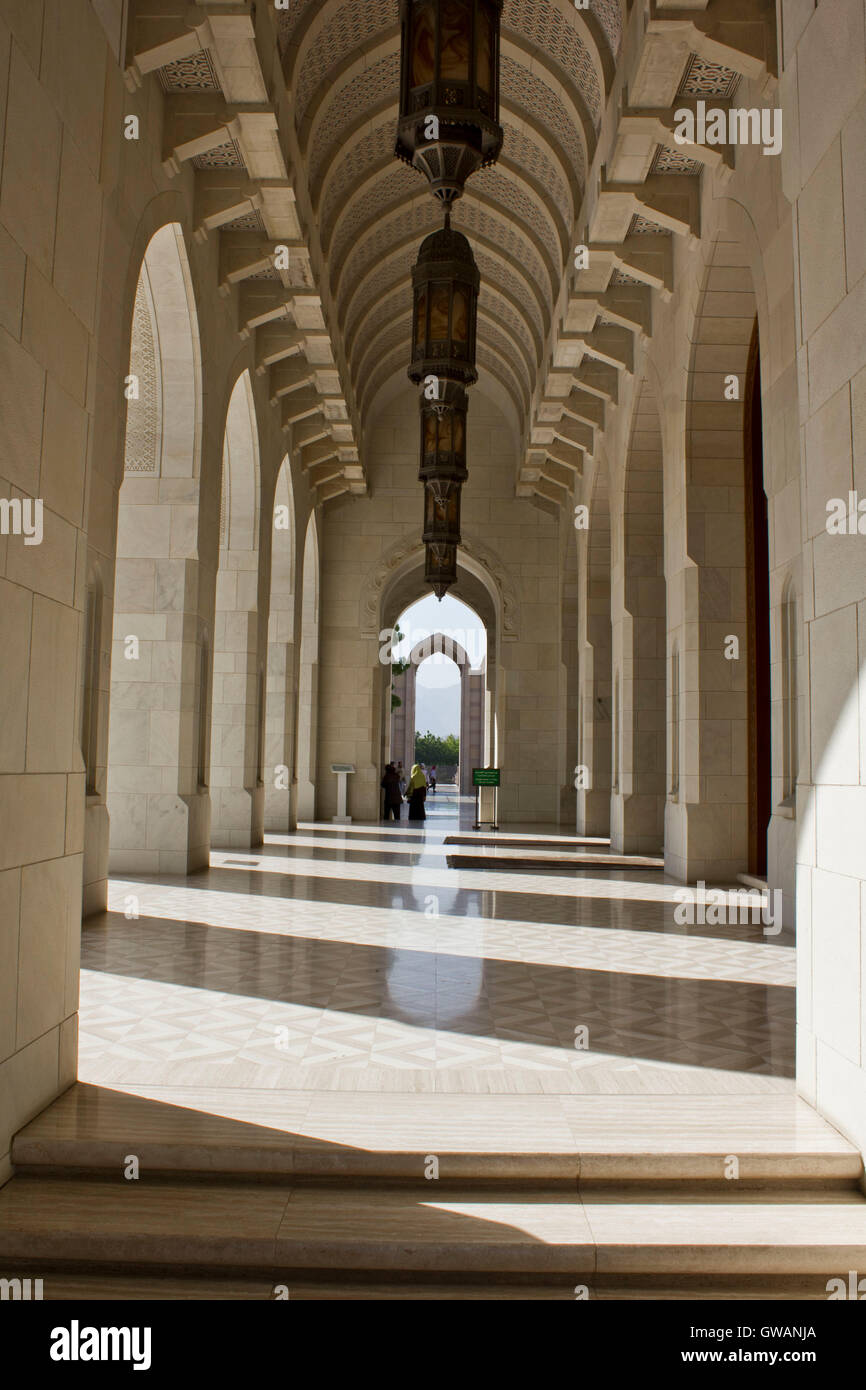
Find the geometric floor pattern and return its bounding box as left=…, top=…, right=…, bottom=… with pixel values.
left=80, top=793, right=795, bottom=1097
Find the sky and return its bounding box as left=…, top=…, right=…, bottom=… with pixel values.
left=394, top=594, right=486, bottom=739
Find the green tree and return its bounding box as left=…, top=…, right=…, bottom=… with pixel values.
left=414, top=731, right=459, bottom=765
left=390, top=623, right=410, bottom=712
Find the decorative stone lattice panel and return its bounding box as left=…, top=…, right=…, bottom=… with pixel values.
left=362, top=344, right=412, bottom=409
left=477, top=343, right=524, bottom=409
left=340, top=199, right=440, bottom=301
left=320, top=120, right=396, bottom=232
left=158, top=49, right=220, bottom=92
left=353, top=291, right=412, bottom=371
left=192, top=138, right=245, bottom=170
left=453, top=200, right=550, bottom=308
left=500, top=55, right=586, bottom=187
left=628, top=213, right=671, bottom=236
left=308, top=54, right=401, bottom=187
left=502, top=0, right=602, bottom=127
left=277, top=0, right=317, bottom=53
left=678, top=53, right=740, bottom=98
left=363, top=319, right=410, bottom=372
left=479, top=286, right=537, bottom=370
left=481, top=319, right=528, bottom=388
left=222, top=210, right=266, bottom=232
left=651, top=145, right=702, bottom=177
left=502, top=123, right=574, bottom=223
left=296, top=0, right=398, bottom=125
left=470, top=165, right=563, bottom=272
left=474, top=247, right=545, bottom=346
left=125, top=273, right=161, bottom=474
left=611, top=267, right=645, bottom=286
left=592, top=0, right=623, bottom=59
left=247, top=266, right=280, bottom=281
left=331, top=165, right=425, bottom=267
left=345, top=246, right=417, bottom=341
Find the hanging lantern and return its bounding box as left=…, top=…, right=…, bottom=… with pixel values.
left=395, top=0, right=504, bottom=209
left=423, top=477, right=463, bottom=595
left=425, top=541, right=458, bottom=600
left=409, top=220, right=480, bottom=387
left=419, top=380, right=468, bottom=479
left=423, top=478, right=462, bottom=544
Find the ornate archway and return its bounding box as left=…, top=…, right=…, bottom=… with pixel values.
left=391, top=633, right=485, bottom=795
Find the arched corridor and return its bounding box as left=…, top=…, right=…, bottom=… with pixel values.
left=1, top=0, right=866, bottom=1313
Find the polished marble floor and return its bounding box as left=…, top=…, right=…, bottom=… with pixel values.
left=79, top=791, right=795, bottom=1104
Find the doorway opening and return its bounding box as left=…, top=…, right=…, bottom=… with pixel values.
left=389, top=593, right=487, bottom=797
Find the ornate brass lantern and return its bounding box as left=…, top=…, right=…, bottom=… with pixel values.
left=419, top=380, right=467, bottom=599
left=395, top=0, right=504, bottom=209
left=419, top=380, right=468, bottom=478
left=425, top=541, right=459, bottom=600
left=423, top=479, right=462, bottom=544
left=409, top=219, right=480, bottom=387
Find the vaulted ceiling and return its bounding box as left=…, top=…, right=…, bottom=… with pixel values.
left=278, top=0, right=621, bottom=430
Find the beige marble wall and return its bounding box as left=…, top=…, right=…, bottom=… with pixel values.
left=0, top=0, right=106, bottom=1179
left=778, top=0, right=866, bottom=1153
left=0, top=0, right=315, bottom=1172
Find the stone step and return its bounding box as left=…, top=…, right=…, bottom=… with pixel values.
left=444, top=834, right=613, bottom=850
left=0, top=1269, right=836, bottom=1300
left=11, top=1085, right=862, bottom=1185
left=1, top=1175, right=866, bottom=1280
left=444, top=848, right=664, bottom=871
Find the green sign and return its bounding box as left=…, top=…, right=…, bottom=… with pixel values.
left=473, top=768, right=500, bottom=787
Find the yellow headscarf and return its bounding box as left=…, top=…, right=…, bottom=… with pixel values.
left=408, top=763, right=427, bottom=792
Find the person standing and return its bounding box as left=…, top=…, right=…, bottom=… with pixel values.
left=428, top=765, right=437, bottom=793
left=380, top=763, right=403, bottom=821
left=397, top=761, right=407, bottom=798
left=406, top=763, right=428, bottom=821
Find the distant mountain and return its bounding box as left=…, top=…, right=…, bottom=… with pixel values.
left=414, top=677, right=460, bottom=739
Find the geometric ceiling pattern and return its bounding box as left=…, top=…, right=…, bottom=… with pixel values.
left=280, top=0, right=614, bottom=432
left=124, top=0, right=774, bottom=510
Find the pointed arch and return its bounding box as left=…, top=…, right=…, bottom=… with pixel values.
left=264, top=458, right=298, bottom=832
left=577, top=462, right=612, bottom=837
left=295, top=512, right=321, bottom=820
left=390, top=631, right=486, bottom=797
left=209, top=369, right=264, bottom=848
left=610, top=378, right=667, bottom=854
left=106, top=222, right=207, bottom=876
